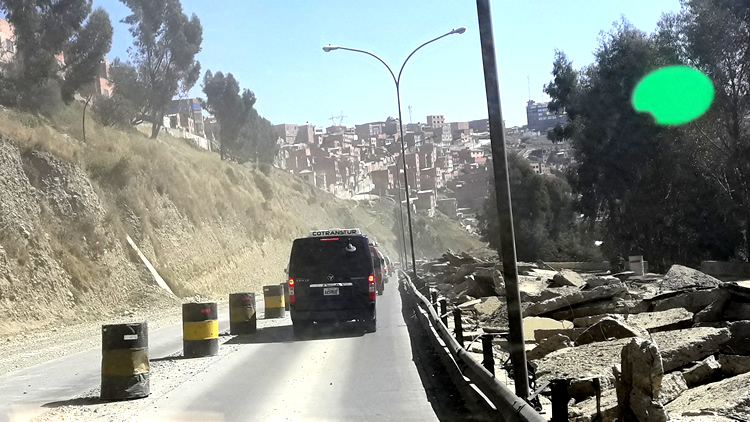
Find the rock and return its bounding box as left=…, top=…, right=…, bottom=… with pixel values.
left=652, top=327, right=731, bottom=372
left=615, top=338, right=668, bottom=422
left=723, top=300, right=750, bottom=321
left=455, top=263, right=477, bottom=279
left=551, top=298, right=647, bottom=321
left=535, top=338, right=632, bottom=396
left=622, top=308, right=693, bottom=333
left=527, top=333, right=572, bottom=360
left=575, top=317, right=646, bottom=346
left=457, top=298, right=481, bottom=309
left=651, top=288, right=727, bottom=314
left=719, top=321, right=750, bottom=355
left=585, top=275, right=620, bottom=289
left=682, top=356, right=722, bottom=388
left=550, top=270, right=585, bottom=288
left=659, top=264, right=721, bottom=293
left=523, top=316, right=574, bottom=342
left=534, top=327, right=586, bottom=343
left=452, top=275, right=495, bottom=299
left=523, top=283, right=628, bottom=317
left=717, top=354, right=750, bottom=377
left=473, top=296, right=502, bottom=320
left=665, top=371, right=750, bottom=421
left=657, top=372, right=687, bottom=406
left=573, top=314, right=612, bottom=328
left=694, top=289, right=732, bottom=323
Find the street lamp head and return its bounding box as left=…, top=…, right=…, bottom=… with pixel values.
left=453, top=26, right=467, bottom=35
left=322, top=45, right=340, bottom=52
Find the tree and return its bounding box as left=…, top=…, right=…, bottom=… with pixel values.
left=0, top=0, right=112, bottom=113
left=120, top=0, right=202, bottom=139
left=544, top=18, right=742, bottom=269
left=239, top=108, right=279, bottom=164
left=201, top=70, right=255, bottom=160
left=479, top=154, right=599, bottom=262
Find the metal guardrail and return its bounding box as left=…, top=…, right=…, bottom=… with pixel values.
left=400, top=270, right=546, bottom=422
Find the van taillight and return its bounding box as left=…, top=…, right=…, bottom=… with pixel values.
left=289, top=278, right=295, bottom=303
left=368, top=274, right=375, bottom=300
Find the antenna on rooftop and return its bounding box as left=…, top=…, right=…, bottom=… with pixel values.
left=527, top=75, right=531, bottom=102
left=408, top=105, right=413, bottom=123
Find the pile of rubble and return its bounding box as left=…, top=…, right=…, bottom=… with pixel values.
left=420, top=251, right=750, bottom=421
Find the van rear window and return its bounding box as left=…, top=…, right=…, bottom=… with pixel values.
left=290, top=237, right=371, bottom=275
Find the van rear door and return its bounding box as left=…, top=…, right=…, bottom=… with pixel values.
left=289, top=236, right=372, bottom=312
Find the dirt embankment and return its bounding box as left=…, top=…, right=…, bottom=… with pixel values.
left=0, top=106, right=483, bottom=338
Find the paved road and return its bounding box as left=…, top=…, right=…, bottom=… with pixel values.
left=0, top=301, right=238, bottom=422
left=0, top=275, right=453, bottom=421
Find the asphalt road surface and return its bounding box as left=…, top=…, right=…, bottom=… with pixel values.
left=0, top=274, right=468, bottom=422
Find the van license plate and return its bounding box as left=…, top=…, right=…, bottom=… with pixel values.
left=323, top=287, right=339, bottom=296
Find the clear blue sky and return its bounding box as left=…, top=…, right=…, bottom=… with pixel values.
left=94, top=0, right=681, bottom=128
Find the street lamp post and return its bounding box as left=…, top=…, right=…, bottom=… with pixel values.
left=323, top=26, right=466, bottom=279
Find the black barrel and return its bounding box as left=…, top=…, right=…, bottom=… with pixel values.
left=281, top=282, right=290, bottom=311
left=182, top=302, right=219, bottom=358
left=263, top=285, right=285, bottom=319
left=229, top=293, right=257, bottom=335
left=100, top=322, right=149, bottom=400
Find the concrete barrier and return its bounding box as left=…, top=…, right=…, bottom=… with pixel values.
left=545, top=262, right=611, bottom=271
left=100, top=322, right=149, bottom=400
left=229, top=293, right=257, bottom=335
left=701, top=261, right=750, bottom=278
left=263, top=285, right=286, bottom=319
left=182, top=302, right=219, bottom=358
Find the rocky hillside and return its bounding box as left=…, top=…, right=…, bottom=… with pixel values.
left=0, top=105, right=484, bottom=337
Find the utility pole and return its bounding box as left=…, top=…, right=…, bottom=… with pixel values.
left=476, top=0, right=530, bottom=401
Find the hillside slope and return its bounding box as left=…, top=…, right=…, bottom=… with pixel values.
left=0, top=105, right=484, bottom=336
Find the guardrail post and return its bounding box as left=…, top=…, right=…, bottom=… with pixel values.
left=482, top=334, right=495, bottom=376
left=550, top=378, right=569, bottom=422
left=439, top=299, right=448, bottom=326
left=430, top=290, right=438, bottom=314
left=453, top=308, right=464, bottom=347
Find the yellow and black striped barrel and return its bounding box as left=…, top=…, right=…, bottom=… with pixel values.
left=263, top=285, right=285, bottom=319
left=182, top=302, right=219, bottom=358
left=281, top=282, right=290, bottom=311
left=229, top=293, right=257, bottom=335
left=100, top=322, right=149, bottom=400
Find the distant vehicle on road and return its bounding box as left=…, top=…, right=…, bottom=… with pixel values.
left=384, top=256, right=394, bottom=278
left=287, top=228, right=377, bottom=335
left=369, top=244, right=386, bottom=295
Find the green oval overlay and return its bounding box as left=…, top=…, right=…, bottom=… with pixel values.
left=632, top=65, right=714, bottom=125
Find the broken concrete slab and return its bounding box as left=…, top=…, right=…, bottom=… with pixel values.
left=575, top=317, right=646, bottom=346
left=523, top=283, right=628, bottom=317
left=659, top=264, right=722, bottom=293
left=473, top=296, right=502, bottom=320
left=550, top=298, right=647, bottom=321
left=651, top=288, right=727, bottom=314
left=623, top=308, right=693, bottom=333
left=457, top=298, right=481, bottom=309
left=719, top=321, right=750, bottom=355
left=550, top=270, right=585, bottom=288
left=533, top=327, right=585, bottom=343
left=573, top=314, right=612, bottom=328
left=585, top=275, right=621, bottom=289
left=682, top=355, right=722, bottom=388
left=534, top=338, right=631, bottom=394
left=665, top=371, right=750, bottom=421
left=694, top=289, right=732, bottom=323
left=718, top=354, right=750, bottom=377
left=527, top=333, right=572, bottom=360
left=657, top=372, right=687, bottom=406
left=652, top=327, right=730, bottom=372
left=615, top=338, right=668, bottom=422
